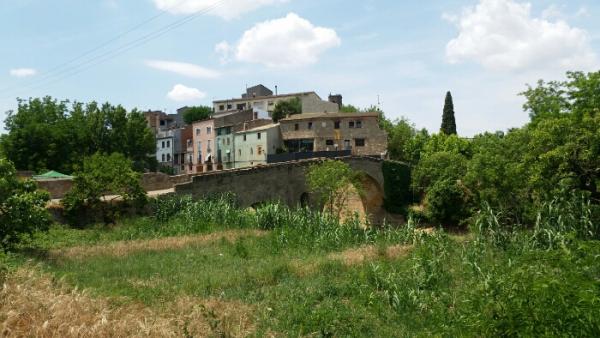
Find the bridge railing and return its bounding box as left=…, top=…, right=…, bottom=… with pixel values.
left=266, top=150, right=352, bottom=164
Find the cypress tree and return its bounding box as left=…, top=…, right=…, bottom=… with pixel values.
left=441, top=91, right=457, bottom=135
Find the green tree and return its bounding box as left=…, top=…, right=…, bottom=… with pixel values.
left=521, top=71, right=600, bottom=122
left=386, top=117, right=416, bottom=162
left=62, top=152, right=147, bottom=226
left=340, top=104, right=360, bottom=113
left=0, top=157, right=51, bottom=249
left=183, top=106, right=213, bottom=124
left=271, top=97, right=302, bottom=122
left=441, top=91, right=457, bottom=135
left=411, top=151, right=468, bottom=196
left=306, top=160, right=363, bottom=220
left=0, top=97, right=155, bottom=173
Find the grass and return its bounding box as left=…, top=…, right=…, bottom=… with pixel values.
left=2, top=195, right=600, bottom=337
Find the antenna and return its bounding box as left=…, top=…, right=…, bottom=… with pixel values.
left=377, top=94, right=381, bottom=110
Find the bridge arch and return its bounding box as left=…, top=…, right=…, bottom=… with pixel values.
left=174, top=156, right=387, bottom=223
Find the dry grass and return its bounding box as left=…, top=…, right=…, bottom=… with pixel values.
left=50, top=229, right=267, bottom=260
left=0, top=268, right=255, bottom=338
left=327, top=244, right=412, bottom=266
left=290, top=243, right=413, bottom=276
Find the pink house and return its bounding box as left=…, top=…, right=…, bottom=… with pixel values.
left=191, top=119, right=216, bottom=173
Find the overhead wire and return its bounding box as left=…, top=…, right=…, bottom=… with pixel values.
left=1, top=0, right=227, bottom=98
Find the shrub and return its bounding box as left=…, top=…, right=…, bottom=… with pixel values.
left=62, top=152, right=147, bottom=226
left=0, top=158, right=51, bottom=249
left=424, top=179, right=469, bottom=226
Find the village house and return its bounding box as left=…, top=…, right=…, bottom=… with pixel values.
left=233, top=123, right=282, bottom=168
left=212, top=84, right=339, bottom=118
left=191, top=110, right=259, bottom=173
left=278, top=112, right=388, bottom=157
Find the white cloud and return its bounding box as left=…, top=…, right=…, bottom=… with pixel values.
left=9, top=68, right=37, bottom=77
left=218, top=13, right=341, bottom=68
left=153, top=0, right=287, bottom=20
left=167, top=84, right=206, bottom=101
left=445, top=0, right=598, bottom=72
left=214, top=41, right=232, bottom=64
left=145, top=60, right=220, bottom=79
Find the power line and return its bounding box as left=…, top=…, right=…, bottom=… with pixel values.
left=1, top=0, right=227, bottom=97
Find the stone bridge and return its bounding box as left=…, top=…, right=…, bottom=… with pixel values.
left=174, top=156, right=387, bottom=222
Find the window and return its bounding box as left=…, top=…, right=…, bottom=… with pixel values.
left=161, top=141, right=165, bottom=148
left=219, top=105, right=224, bottom=111
left=207, top=140, right=211, bottom=152
left=257, top=132, right=261, bottom=140
left=250, top=147, right=253, bottom=155
left=227, top=104, right=232, bottom=110
left=356, top=120, right=362, bottom=128
left=334, top=121, right=340, bottom=129
left=167, top=154, right=171, bottom=161
left=238, top=149, right=241, bottom=156
left=187, top=139, right=192, bottom=148
left=355, top=138, right=365, bottom=147
left=294, top=123, right=299, bottom=131
left=207, top=127, right=212, bottom=134
left=268, top=101, right=274, bottom=106
left=237, top=103, right=246, bottom=110
left=222, top=138, right=226, bottom=145
left=243, top=134, right=247, bottom=141
left=196, top=128, right=200, bottom=136
left=167, top=140, right=170, bottom=148
left=321, top=121, right=327, bottom=128
left=326, top=139, right=334, bottom=146
left=162, top=154, right=165, bottom=162
left=227, top=137, right=230, bottom=145
left=308, top=122, right=313, bottom=130
left=349, top=121, right=355, bottom=128
left=257, top=146, right=262, bottom=155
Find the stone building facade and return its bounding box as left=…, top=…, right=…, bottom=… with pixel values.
left=279, top=112, right=388, bottom=157
left=212, top=85, right=339, bottom=117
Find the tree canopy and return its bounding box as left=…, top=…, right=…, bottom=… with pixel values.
left=62, top=152, right=147, bottom=226
left=306, top=160, right=363, bottom=220
left=182, top=106, right=213, bottom=124
left=0, top=97, right=155, bottom=173
left=271, top=97, right=302, bottom=122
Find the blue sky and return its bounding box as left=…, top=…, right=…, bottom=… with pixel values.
left=1, top=0, right=599, bottom=136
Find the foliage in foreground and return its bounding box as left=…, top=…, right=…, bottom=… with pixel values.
left=6, top=192, right=596, bottom=337
left=0, top=158, right=50, bottom=250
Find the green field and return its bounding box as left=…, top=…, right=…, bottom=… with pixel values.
left=2, top=196, right=599, bottom=337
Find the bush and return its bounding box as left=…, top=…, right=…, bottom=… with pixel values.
left=62, top=152, right=147, bottom=226
left=0, top=158, right=51, bottom=249
left=424, top=179, right=469, bottom=226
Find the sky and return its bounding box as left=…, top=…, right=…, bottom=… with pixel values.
left=1, top=0, right=599, bottom=136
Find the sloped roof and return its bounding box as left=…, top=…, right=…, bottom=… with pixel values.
left=33, top=170, right=73, bottom=180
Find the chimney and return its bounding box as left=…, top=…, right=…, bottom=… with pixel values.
left=275, top=85, right=278, bottom=96
left=328, top=94, right=343, bottom=109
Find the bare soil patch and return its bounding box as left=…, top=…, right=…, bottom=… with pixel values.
left=0, top=268, right=255, bottom=337
left=50, top=229, right=267, bottom=260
